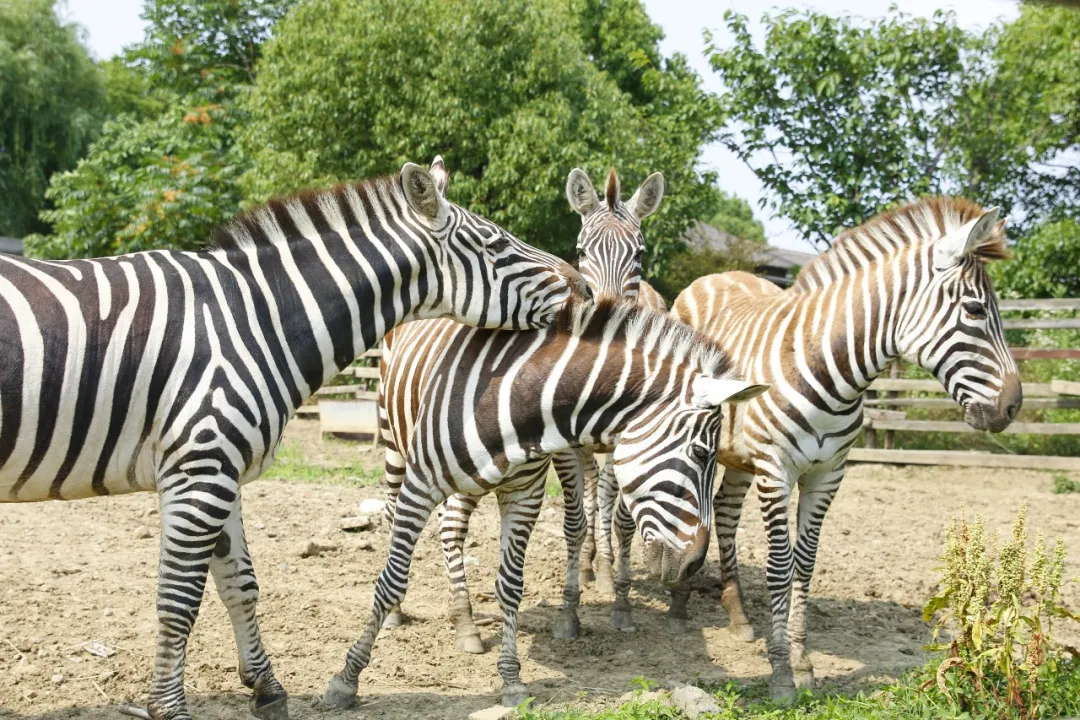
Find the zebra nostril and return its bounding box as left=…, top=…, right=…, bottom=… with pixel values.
left=1007, top=401, right=1020, bottom=421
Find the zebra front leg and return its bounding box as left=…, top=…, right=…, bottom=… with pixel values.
left=324, top=478, right=443, bottom=708
left=666, top=583, right=692, bottom=635
left=440, top=493, right=485, bottom=654
left=756, top=470, right=797, bottom=702
left=494, top=483, right=545, bottom=706
left=552, top=451, right=586, bottom=639
left=147, top=471, right=239, bottom=720
left=577, top=448, right=601, bottom=585
left=381, top=440, right=410, bottom=629
left=715, top=468, right=755, bottom=642
left=209, top=496, right=288, bottom=720
left=788, top=467, right=843, bottom=691
left=609, top=491, right=636, bottom=632
left=594, top=456, right=618, bottom=595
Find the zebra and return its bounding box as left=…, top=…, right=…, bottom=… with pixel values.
left=0, top=157, right=585, bottom=720
left=378, top=167, right=668, bottom=650
left=323, top=296, right=768, bottom=709
left=595, top=197, right=1020, bottom=700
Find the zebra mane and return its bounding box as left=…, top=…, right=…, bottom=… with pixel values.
left=209, top=174, right=404, bottom=251
left=792, top=196, right=1009, bottom=293
left=555, top=297, right=731, bottom=379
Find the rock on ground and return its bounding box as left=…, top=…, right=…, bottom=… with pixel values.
left=671, top=685, right=721, bottom=718
left=468, top=705, right=517, bottom=720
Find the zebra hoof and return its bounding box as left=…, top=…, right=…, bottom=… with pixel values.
left=322, top=674, right=358, bottom=709
left=553, top=610, right=581, bottom=639
left=579, top=567, right=596, bottom=585
left=665, top=616, right=688, bottom=635
left=769, top=679, right=797, bottom=703
left=610, top=608, right=635, bottom=632
left=250, top=693, right=289, bottom=720
left=500, top=682, right=530, bottom=708
left=455, top=632, right=485, bottom=654
left=793, top=667, right=815, bottom=690
left=384, top=609, right=409, bottom=629
left=727, top=622, right=755, bottom=643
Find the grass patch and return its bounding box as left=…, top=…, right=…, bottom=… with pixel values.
left=1052, top=474, right=1080, bottom=494
left=262, top=442, right=382, bottom=486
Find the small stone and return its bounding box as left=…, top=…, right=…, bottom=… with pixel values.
left=50, top=673, right=64, bottom=685
left=255, top=522, right=266, bottom=530
left=103, top=608, right=113, bottom=617
left=536, top=598, right=550, bottom=608
left=358, top=498, right=386, bottom=515
left=356, top=540, right=374, bottom=551
left=133, top=527, right=154, bottom=540
left=865, top=586, right=881, bottom=598
left=671, top=685, right=720, bottom=718
left=98, top=670, right=115, bottom=682
left=298, top=540, right=339, bottom=558
left=464, top=555, right=480, bottom=567
left=340, top=515, right=374, bottom=533
left=468, top=705, right=516, bottom=720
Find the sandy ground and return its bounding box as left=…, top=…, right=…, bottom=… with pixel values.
left=2, top=418, right=1079, bottom=720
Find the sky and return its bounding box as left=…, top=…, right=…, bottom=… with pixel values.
left=60, top=0, right=1021, bottom=253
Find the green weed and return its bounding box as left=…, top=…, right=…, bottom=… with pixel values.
left=261, top=442, right=382, bottom=486
left=1052, top=474, right=1080, bottom=494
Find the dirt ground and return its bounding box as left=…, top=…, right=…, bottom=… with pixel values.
left=3, top=418, right=1079, bottom=720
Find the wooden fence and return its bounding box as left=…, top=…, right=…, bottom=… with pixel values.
left=301, top=299, right=1080, bottom=469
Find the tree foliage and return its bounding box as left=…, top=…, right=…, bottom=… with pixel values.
left=0, top=0, right=104, bottom=237
left=708, top=190, right=765, bottom=243
left=707, top=8, right=977, bottom=248
left=241, top=0, right=720, bottom=273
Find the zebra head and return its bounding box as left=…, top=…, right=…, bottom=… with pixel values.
left=401, top=156, right=589, bottom=330
left=566, top=168, right=665, bottom=299
left=899, top=204, right=1021, bottom=433
left=611, top=377, right=769, bottom=585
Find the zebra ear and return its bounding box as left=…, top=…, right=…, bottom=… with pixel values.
left=566, top=169, right=599, bottom=216
left=692, top=377, right=770, bottom=409
left=430, top=155, right=449, bottom=197
left=401, top=162, right=447, bottom=220
left=626, top=172, right=665, bottom=221
left=934, top=206, right=1001, bottom=270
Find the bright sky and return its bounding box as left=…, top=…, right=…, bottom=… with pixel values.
left=60, top=0, right=1021, bottom=253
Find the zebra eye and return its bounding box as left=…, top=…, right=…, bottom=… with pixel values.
left=576, top=247, right=586, bottom=260
left=488, top=237, right=511, bottom=254
left=633, top=248, right=644, bottom=261
left=962, top=300, right=986, bottom=319
left=688, top=443, right=711, bottom=464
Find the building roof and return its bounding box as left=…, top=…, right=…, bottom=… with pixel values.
left=0, top=237, right=24, bottom=255
left=682, top=221, right=816, bottom=278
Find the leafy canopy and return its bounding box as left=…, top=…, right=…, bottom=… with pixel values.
left=0, top=0, right=104, bottom=237
left=241, top=0, right=721, bottom=273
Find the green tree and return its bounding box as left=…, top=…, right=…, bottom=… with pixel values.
left=990, top=219, right=1080, bottom=299
left=708, top=189, right=765, bottom=243
left=707, top=8, right=978, bottom=248
left=0, top=0, right=104, bottom=237
left=241, top=0, right=720, bottom=273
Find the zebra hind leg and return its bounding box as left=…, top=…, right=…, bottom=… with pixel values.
left=146, top=471, right=239, bottom=720
left=494, top=483, right=545, bottom=706
left=552, top=451, right=586, bottom=639
left=209, top=496, right=288, bottom=720
left=578, top=448, right=600, bottom=585
left=609, top=493, right=636, bottom=632
left=715, top=468, right=756, bottom=642
left=381, top=440, right=410, bottom=629
left=440, top=493, right=484, bottom=654
left=324, top=477, right=442, bottom=709
left=593, top=457, right=618, bottom=596
left=755, top=470, right=797, bottom=702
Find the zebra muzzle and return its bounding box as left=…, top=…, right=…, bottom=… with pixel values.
left=644, top=525, right=710, bottom=585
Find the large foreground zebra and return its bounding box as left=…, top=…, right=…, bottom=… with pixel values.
left=323, top=298, right=768, bottom=709
left=598, top=197, right=1020, bottom=700
left=0, top=158, right=584, bottom=720
left=387, top=167, right=671, bottom=651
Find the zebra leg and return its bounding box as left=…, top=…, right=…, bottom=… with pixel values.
left=440, top=493, right=485, bottom=654
left=666, top=583, right=692, bottom=635
left=493, top=482, right=545, bottom=706
left=552, top=451, right=586, bottom=639
left=147, top=471, right=239, bottom=720
left=594, top=456, right=618, bottom=596
left=209, top=497, right=289, bottom=720
left=755, top=470, right=797, bottom=702
left=576, top=448, right=600, bottom=585
left=609, top=492, right=637, bottom=632
left=324, top=477, right=443, bottom=709
left=788, top=467, right=843, bottom=691
left=715, top=468, right=756, bottom=642
left=381, top=441, right=409, bottom=629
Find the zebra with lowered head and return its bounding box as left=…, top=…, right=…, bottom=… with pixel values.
left=323, top=297, right=768, bottom=709
left=0, top=157, right=584, bottom=720
left=597, top=197, right=1020, bottom=700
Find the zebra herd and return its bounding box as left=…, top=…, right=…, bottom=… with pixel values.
left=0, top=157, right=1019, bottom=720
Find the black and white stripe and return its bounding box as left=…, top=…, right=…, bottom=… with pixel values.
left=0, top=157, right=581, bottom=720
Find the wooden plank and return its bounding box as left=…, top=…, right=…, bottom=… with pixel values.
left=999, top=298, right=1080, bottom=311
left=867, top=379, right=1055, bottom=396
left=863, top=397, right=1080, bottom=409
left=864, top=408, right=907, bottom=421
left=319, top=399, right=380, bottom=435
left=295, top=405, right=319, bottom=416
left=848, top=448, right=1080, bottom=471
left=1010, top=348, right=1080, bottom=360
left=1002, top=318, right=1080, bottom=330
left=339, top=366, right=382, bottom=380
left=314, top=386, right=379, bottom=401
left=1051, top=379, right=1080, bottom=396
left=360, top=349, right=382, bottom=359
left=864, top=419, right=1080, bottom=435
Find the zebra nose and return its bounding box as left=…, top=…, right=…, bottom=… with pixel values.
left=1000, top=373, right=1023, bottom=424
